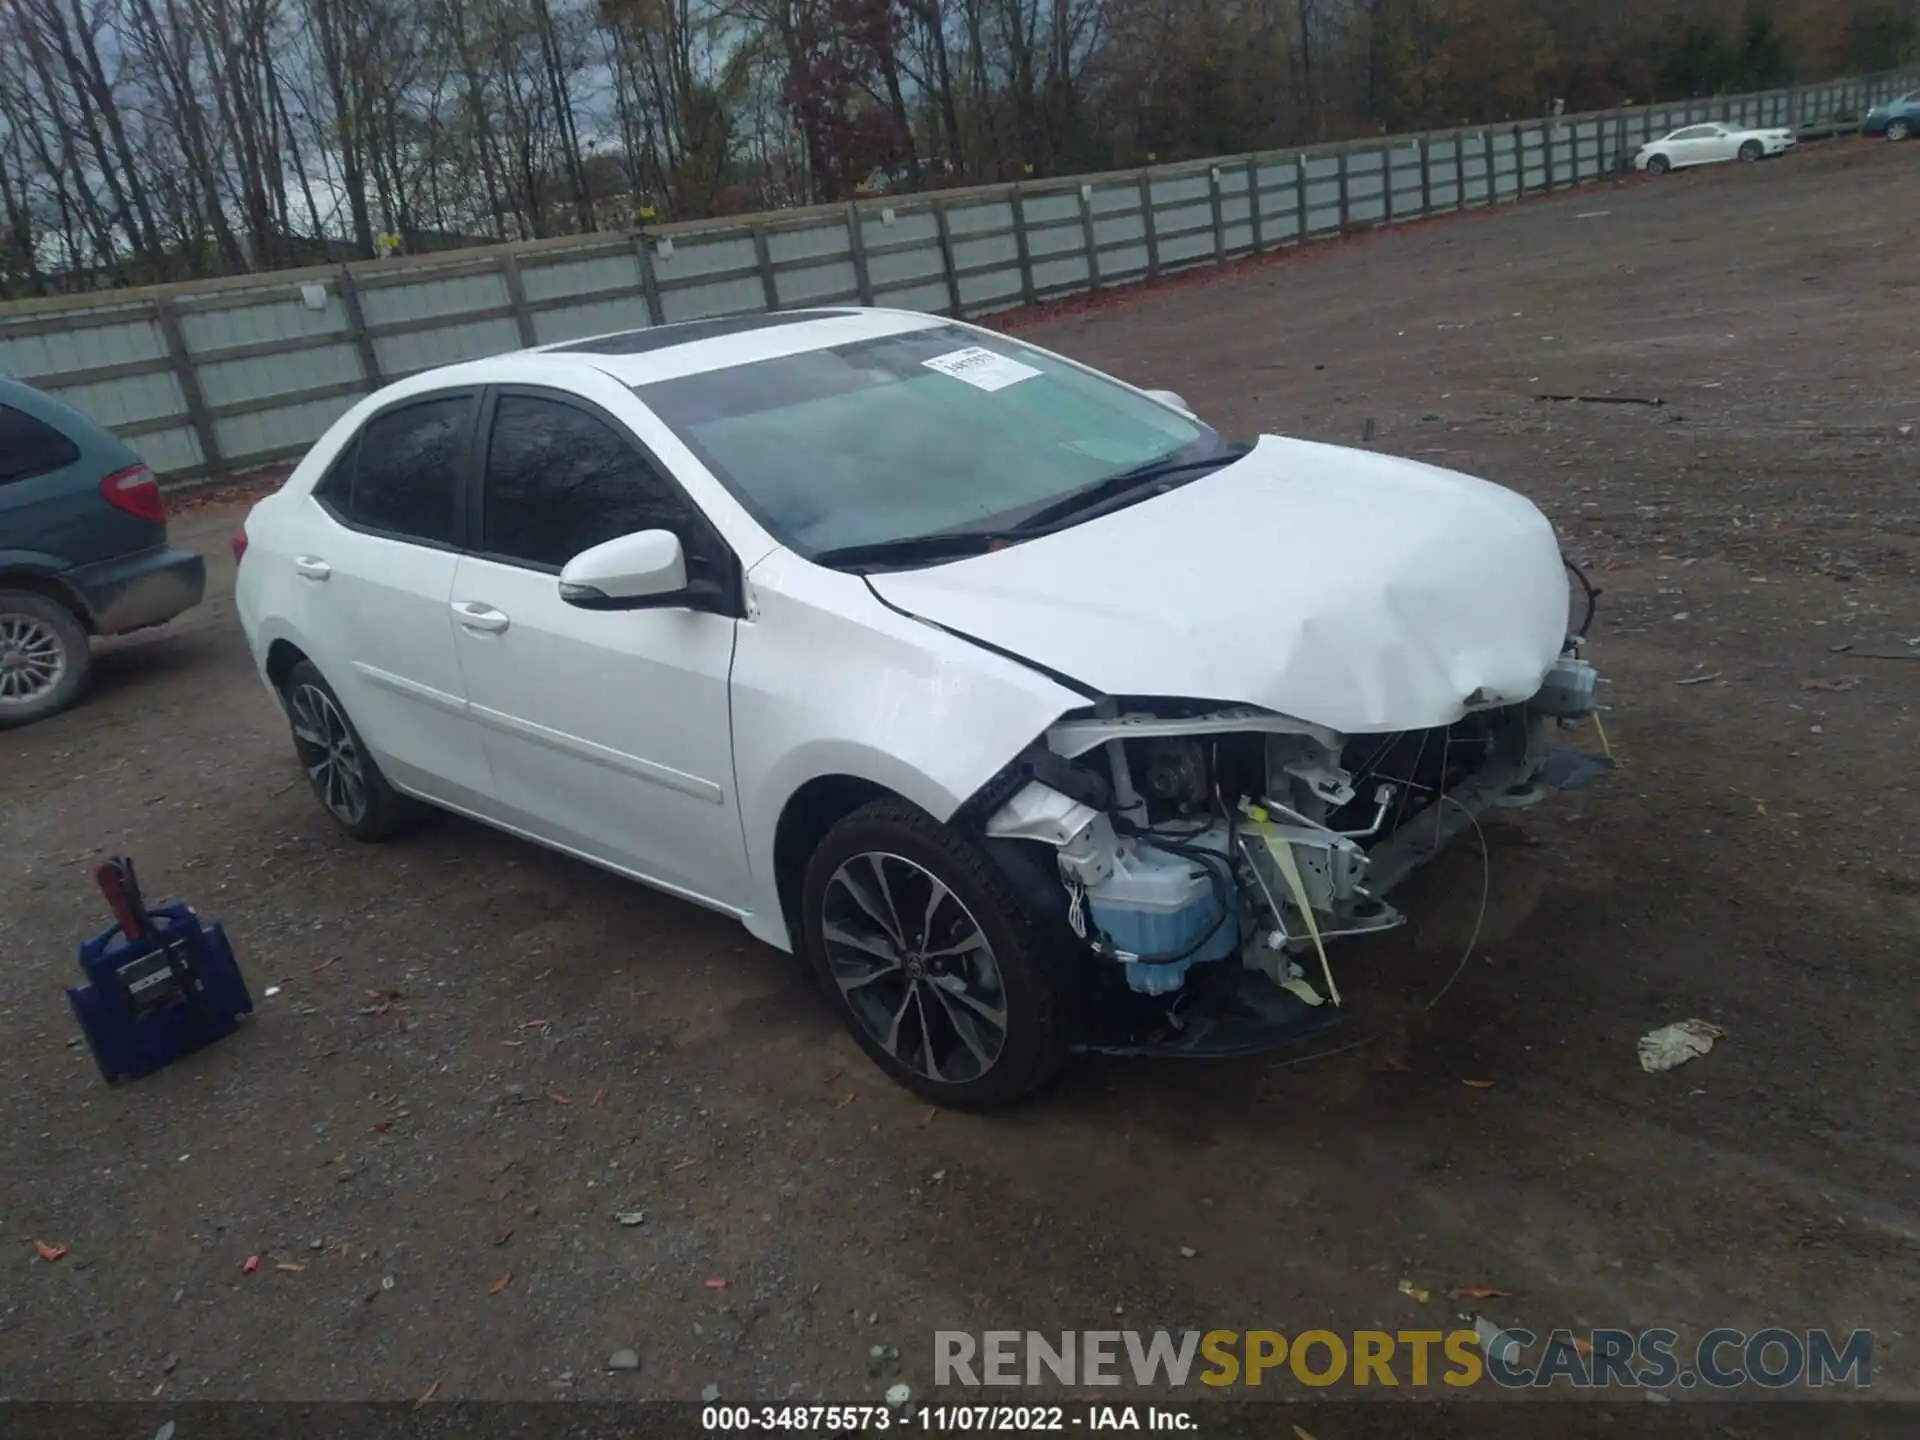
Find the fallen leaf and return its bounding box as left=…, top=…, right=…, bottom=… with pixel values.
left=1561, top=1336, right=1595, bottom=1357
left=703, top=1277, right=728, bottom=1290
left=546, top=1090, right=571, bottom=1106
left=491, top=1229, right=514, bottom=1247
left=1449, top=1284, right=1512, bottom=1300
left=276, top=1262, right=307, bottom=1273
left=310, top=956, right=338, bottom=973
left=33, top=1240, right=68, bottom=1262
left=591, top=1086, right=606, bottom=1108
left=1397, top=1278, right=1431, bottom=1302
left=372, top=1121, right=393, bottom=1133
left=831, top=1092, right=857, bottom=1111
left=489, top=1271, right=513, bottom=1295
left=1381, top=1053, right=1413, bottom=1073
left=823, top=1067, right=845, bottom=1085
left=915, top=1107, right=937, bottom=1128
left=500, top=1040, right=524, bottom=1047
left=415, top=1380, right=439, bottom=1409
left=1292, top=1427, right=1319, bottom=1440
left=1799, top=675, right=1861, bottom=693
left=1462, top=1079, right=1497, bottom=1089
left=670, top=1157, right=698, bottom=1172
left=242, top=1254, right=261, bottom=1273
left=520, top=1019, right=549, bottom=1029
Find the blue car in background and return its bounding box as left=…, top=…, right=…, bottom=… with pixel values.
left=1862, top=90, right=1919, bottom=141
left=0, top=377, right=206, bottom=727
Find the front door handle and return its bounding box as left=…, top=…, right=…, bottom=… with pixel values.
left=294, top=556, right=331, bottom=581
left=452, top=601, right=510, bottom=635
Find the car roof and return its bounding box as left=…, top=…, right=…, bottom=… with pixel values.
left=444, top=307, right=956, bottom=390
left=342, top=306, right=965, bottom=419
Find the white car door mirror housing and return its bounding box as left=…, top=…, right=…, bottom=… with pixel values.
left=1144, top=387, right=1194, bottom=415
left=559, top=529, right=689, bottom=609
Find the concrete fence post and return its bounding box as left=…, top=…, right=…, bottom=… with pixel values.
left=1010, top=188, right=1037, bottom=306
left=336, top=265, right=381, bottom=390
left=1138, top=173, right=1161, bottom=278
left=152, top=296, right=226, bottom=485
left=498, top=251, right=537, bottom=347
left=1246, top=157, right=1264, bottom=251
left=930, top=199, right=962, bottom=316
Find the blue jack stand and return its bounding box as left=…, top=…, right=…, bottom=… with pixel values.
left=67, top=857, right=252, bottom=1084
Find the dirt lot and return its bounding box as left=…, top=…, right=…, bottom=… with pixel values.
left=2, top=138, right=1916, bottom=1423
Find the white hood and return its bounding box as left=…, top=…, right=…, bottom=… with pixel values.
left=867, top=434, right=1571, bottom=734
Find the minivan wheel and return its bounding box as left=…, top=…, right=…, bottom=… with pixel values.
left=1889, top=119, right=1912, bottom=142
left=0, top=590, right=90, bottom=729
left=282, top=660, right=424, bottom=841
left=800, top=799, right=1067, bottom=1108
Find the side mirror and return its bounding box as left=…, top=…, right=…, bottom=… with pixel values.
left=1144, top=387, right=1194, bottom=415
left=559, top=529, right=687, bottom=608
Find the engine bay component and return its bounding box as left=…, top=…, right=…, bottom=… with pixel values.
left=980, top=639, right=1610, bottom=1051
left=1082, top=836, right=1238, bottom=994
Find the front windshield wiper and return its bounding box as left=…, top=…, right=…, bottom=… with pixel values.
left=809, top=529, right=1024, bottom=571
left=1007, top=443, right=1252, bottom=533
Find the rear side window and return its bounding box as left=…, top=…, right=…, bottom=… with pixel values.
left=0, top=403, right=82, bottom=485
left=315, top=395, right=471, bottom=545
left=480, top=394, right=716, bottom=572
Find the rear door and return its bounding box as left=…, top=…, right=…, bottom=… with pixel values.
left=299, top=391, right=496, bottom=810
left=448, top=387, right=750, bottom=909
left=0, top=390, right=149, bottom=566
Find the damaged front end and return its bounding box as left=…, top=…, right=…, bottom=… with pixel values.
left=967, top=647, right=1610, bottom=1058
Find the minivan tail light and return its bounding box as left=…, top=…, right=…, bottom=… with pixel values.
left=100, top=464, right=166, bottom=523
left=232, top=525, right=249, bottom=564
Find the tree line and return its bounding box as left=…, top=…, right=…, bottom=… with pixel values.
left=1, top=0, right=1914, bottom=298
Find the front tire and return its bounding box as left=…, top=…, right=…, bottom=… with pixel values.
left=800, top=799, right=1067, bottom=1108
left=1889, top=119, right=1912, bottom=142
left=0, top=590, right=91, bottom=729
left=1738, top=139, right=1763, bottom=162
left=281, top=660, right=424, bottom=841
left=1646, top=153, right=1671, bottom=176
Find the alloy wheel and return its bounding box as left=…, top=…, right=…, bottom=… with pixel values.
left=0, top=613, right=66, bottom=706
left=821, top=851, right=1008, bottom=1084
left=289, top=683, right=369, bottom=824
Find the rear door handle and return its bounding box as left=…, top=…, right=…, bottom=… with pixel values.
left=452, top=601, right=510, bottom=635
left=294, top=556, right=331, bottom=581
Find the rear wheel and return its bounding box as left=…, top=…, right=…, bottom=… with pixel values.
left=281, top=660, right=424, bottom=841
left=1889, top=119, right=1912, bottom=142
left=1738, top=139, right=1764, bottom=162
left=0, top=590, right=90, bottom=729
left=800, top=799, right=1067, bottom=1108
left=1646, top=153, right=1671, bottom=175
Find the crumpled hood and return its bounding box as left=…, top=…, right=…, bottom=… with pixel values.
left=867, top=434, right=1571, bottom=734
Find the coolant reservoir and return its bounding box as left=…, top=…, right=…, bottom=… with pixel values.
left=1084, top=840, right=1238, bottom=995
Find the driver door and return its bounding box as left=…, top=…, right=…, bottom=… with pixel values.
left=448, top=387, right=751, bottom=911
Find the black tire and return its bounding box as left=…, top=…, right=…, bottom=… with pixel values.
left=1738, top=139, right=1763, bottom=162
left=800, top=798, right=1067, bottom=1108
left=0, top=589, right=91, bottom=729
left=1889, top=119, right=1912, bottom=142
left=1646, top=153, right=1671, bottom=176
left=281, top=660, right=425, bottom=841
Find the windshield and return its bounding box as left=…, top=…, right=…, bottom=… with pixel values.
left=633, top=326, right=1217, bottom=557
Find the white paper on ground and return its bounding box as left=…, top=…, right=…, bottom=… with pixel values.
left=1637, top=1018, right=1725, bottom=1073
left=922, top=346, right=1043, bottom=392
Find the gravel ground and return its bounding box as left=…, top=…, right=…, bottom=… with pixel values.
left=2, top=136, right=1916, bottom=1423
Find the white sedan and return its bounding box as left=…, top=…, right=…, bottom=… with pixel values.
left=234, top=308, right=1605, bottom=1106
left=1633, top=122, right=1796, bottom=173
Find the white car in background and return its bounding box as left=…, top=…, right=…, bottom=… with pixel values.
left=233, top=308, right=1606, bottom=1107
left=1634, top=122, right=1796, bottom=174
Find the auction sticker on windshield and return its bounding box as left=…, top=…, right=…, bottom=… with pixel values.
left=922, top=346, right=1042, bottom=391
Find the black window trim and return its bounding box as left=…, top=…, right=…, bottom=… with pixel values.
left=467, top=384, right=744, bottom=618
left=310, top=387, right=482, bottom=553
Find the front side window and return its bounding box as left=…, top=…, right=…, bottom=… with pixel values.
left=481, top=393, right=709, bottom=571
left=318, top=395, right=471, bottom=545
left=633, top=326, right=1218, bottom=558
left=0, top=403, right=82, bottom=485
